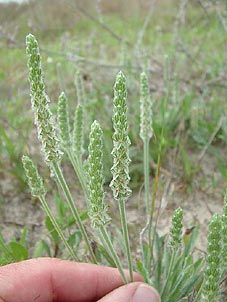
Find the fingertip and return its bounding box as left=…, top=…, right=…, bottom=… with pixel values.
left=132, top=272, right=144, bottom=282
left=132, top=283, right=161, bottom=302
left=97, top=282, right=161, bottom=302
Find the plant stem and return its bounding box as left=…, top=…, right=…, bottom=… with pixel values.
left=99, top=226, right=128, bottom=284
left=142, top=137, right=153, bottom=269
left=144, top=138, right=150, bottom=217
left=119, top=199, right=134, bottom=282
left=139, top=138, right=151, bottom=271
left=52, top=161, right=97, bottom=264
left=150, top=150, right=161, bottom=225
left=67, top=149, right=89, bottom=200
left=39, top=195, right=78, bottom=261
left=149, top=149, right=161, bottom=248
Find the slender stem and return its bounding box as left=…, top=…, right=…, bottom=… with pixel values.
left=148, top=150, right=161, bottom=269
left=119, top=199, right=134, bottom=282
left=140, top=137, right=152, bottom=268
left=99, top=226, right=128, bottom=284
left=52, top=161, right=97, bottom=264
left=67, top=149, right=89, bottom=200
left=39, top=195, right=78, bottom=261
left=144, top=138, right=150, bottom=217
left=139, top=143, right=162, bottom=272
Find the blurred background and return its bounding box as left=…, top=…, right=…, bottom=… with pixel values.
left=0, top=0, right=227, bottom=259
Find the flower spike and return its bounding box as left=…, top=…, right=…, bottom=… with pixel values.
left=26, top=33, right=62, bottom=163
left=110, top=71, right=131, bottom=202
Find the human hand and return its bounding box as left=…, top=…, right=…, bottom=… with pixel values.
left=0, top=257, right=160, bottom=302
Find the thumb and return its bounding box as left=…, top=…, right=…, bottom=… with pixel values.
left=97, top=282, right=161, bottom=302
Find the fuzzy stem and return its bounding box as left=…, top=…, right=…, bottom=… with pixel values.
left=99, top=226, right=127, bottom=284
left=150, top=152, right=160, bottom=223
left=148, top=150, right=161, bottom=268
left=144, top=138, right=150, bottom=217
left=119, top=199, right=134, bottom=282
left=39, top=195, right=78, bottom=261
left=51, top=161, right=97, bottom=264
left=141, top=138, right=151, bottom=268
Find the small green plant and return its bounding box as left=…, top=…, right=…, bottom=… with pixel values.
left=0, top=228, right=28, bottom=265
left=20, top=33, right=227, bottom=301
left=0, top=123, right=27, bottom=189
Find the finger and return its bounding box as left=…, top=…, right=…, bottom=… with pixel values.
left=0, top=257, right=143, bottom=302
left=97, top=282, right=161, bottom=302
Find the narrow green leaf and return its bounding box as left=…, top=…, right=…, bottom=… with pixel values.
left=136, top=260, right=151, bottom=284
left=19, top=226, right=28, bottom=246
left=9, top=242, right=28, bottom=261
left=67, top=231, right=82, bottom=248
left=45, top=216, right=60, bottom=244
left=97, top=244, right=116, bottom=268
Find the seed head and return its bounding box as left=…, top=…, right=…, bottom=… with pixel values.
left=221, top=190, right=227, bottom=275
left=169, top=207, right=183, bottom=250
left=202, top=214, right=222, bottom=302
left=109, top=71, right=131, bottom=202
left=57, top=92, right=71, bottom=149
left=73, top=104, right=84, bottom=157
left=75, top=70, right=85, bottom=105
left=87, top=121, right=110, bottom=228
left=140, top=72, right=153, bottom=141
left=22, top=155, right=46, bottom=197
left=26, top=34, right=62, bottom=163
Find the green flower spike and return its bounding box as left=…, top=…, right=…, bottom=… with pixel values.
left=57, top=92, right=71, bottom=149
left=87, top=121, right=110, bottom=229
left=202, top=214, right=222, bottom=302
left=26, top=34, right=96, bottom=264
left=26, top=33, right=62, bottom=163
left=22, top=155, right=46, bottom=197
left=75, top=70, right=85, bottom=105
left=169, top=207, right=183, bottom=250
left=110, top=71, right=134, bottom=282
left=73, top=104, right=84, bottom=158
left=139, top=72, right=153, bottom=218
left=110, top=71, right=132, bottom=201
left=87, top=121, right=127, bottom=283
left=140, top=72, right=153, bottom=141
left=221, top=191, right=227, bottom=275
left=22, top=155, right=79, bottom=261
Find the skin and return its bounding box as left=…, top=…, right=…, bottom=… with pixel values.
left=0, top=257, right=158, bottom=302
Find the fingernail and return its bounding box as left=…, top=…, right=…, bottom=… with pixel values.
left=132, top=284, right=161, bottom=302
